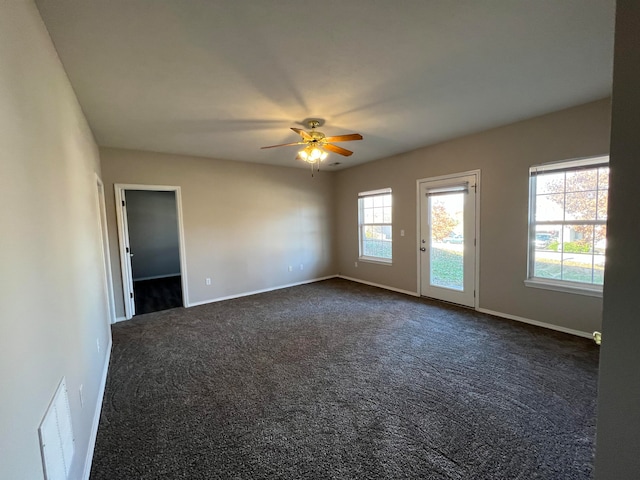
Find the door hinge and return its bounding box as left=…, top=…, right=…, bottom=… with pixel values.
left=126, top=247, right=130, bottom=253
left=122, top=200, right=125, bottom=206
left=473, top=290, right=476, bottom=298
left=474, top=238, right=476, bottom=247
left=130, top=292, right=133, bottom=299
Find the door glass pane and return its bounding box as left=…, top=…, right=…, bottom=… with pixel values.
left=430, top=193, right=464, bottom=290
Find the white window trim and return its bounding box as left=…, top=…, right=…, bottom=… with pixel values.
left=525, top=155, right=608, bottom=296
left=359, top=256, right=393, bottom=266
left=358, top=188, right=392, bottom=264
left=524, top=278, right=603, bottom=298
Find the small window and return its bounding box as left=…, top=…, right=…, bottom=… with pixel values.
left=358, top=188, right=392, bottom=263
left=526, top=155, right=609, bottom=296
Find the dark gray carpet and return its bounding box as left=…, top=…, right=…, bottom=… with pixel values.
left=91, top=278, right=599, bottom=479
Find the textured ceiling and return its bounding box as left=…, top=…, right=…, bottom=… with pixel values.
left=35, top=0, right=615, bottom=170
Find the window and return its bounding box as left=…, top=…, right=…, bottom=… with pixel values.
left=358, top=188, right=392, bottom=263
left=526, top=155, right=609, bottom=296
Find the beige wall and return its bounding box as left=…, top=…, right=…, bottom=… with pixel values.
left=100, top=148, right=337, bottom=318
left=0, top=2, right=111, bottom=479
left=594, top=1, right=640, bottom=477
left=335, top=98, right=611, bottom=334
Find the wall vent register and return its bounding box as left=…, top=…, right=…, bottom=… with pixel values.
left=38, top=377, right=75, bottom=480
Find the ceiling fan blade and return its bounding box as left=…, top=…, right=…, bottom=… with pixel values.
left=323, top=133, right=363, bottom=143
left=260, top=142, right=302, bottom=149
left=324, top=143, right=353, bottom=156
left=291, top=127, right=312, bottom=140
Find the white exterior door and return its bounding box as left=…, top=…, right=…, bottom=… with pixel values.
left=419, top=172, right=478, bottom=307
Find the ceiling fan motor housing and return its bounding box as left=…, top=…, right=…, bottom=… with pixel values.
left=260, top=119, right=361, bottom=160
left=309, top=131, right=325, bottom=142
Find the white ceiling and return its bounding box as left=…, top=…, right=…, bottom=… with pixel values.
left=35, top=0, right=615, bottom=170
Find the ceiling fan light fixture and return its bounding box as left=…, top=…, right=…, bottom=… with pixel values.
left=298, top=145, right=328, bottom=164
left=261, top=120, right=361, bottom=175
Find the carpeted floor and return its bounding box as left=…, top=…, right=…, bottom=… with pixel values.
left=91, top=278, right=599, bottom=479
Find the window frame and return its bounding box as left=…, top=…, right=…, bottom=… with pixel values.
left=525, top=155, right=609, bottom=297
left=358, top=188, right=393, bottom=265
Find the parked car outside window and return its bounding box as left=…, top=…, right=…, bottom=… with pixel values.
left=535, top=233, right=554, bottom=249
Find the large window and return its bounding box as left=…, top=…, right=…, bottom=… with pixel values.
left=358, top=188, right=392, bottom=263
left=526, top=155, right=609, bottom=295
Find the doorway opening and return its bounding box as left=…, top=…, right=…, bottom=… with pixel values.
left=418, top=171, right=480, bottom=308
left=115, top=184, right=188, bottom=318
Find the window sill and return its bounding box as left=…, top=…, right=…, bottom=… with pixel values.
left=524, top=278, right=603, bottom=298
left=358, top=256, right=393, bottom=266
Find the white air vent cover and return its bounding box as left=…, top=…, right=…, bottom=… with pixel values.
left=38, top=377, right=75, bottom=480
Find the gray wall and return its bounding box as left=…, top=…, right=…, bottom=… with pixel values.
left=0, top=2, right=111, bottom=479
left=335, top=98, right=611, bottom=335
left=594, top=1, right=640, bottom=477
left=126, top=190, right=181, bottom=280
left=101, top=148, right=337, bottom=318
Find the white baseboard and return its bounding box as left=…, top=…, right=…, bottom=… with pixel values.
left=114, top=316, right=127, bottom=323
left=337, top=275, right=420, bottom=297
left=337, top=276, right=591, bottom=339
left=116, top=277, right=590, bottom=340
left=476, top=307, right=593, bottom=339
left=82, top=335, right=112, bottom=480
left=187, top=275, right=338, bottom=308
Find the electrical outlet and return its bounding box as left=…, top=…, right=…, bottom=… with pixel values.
left=205, top=278, right=211, bottom=286
left=96, top=338, right=100, bottom=352
left=401, top=229, right=405, bottom=237
left=354, top=261, right=358, bottom=267
left=79, top=384, right=84, bottom=408
left=288, top=266, right=293, bottom=272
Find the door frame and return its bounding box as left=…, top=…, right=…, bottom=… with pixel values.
left=114, top=184, right=189, bottom=319
left=95, top=175, right=116, bottom=324
left=416, top=170, right=481, bottom=309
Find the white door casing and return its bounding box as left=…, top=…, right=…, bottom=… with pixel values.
left=114, top=184, right=189, bottom=320
left=95, top=175, right=116, bottom=324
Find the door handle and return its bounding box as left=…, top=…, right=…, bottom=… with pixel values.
left=420, top=247, right=426, bottom=252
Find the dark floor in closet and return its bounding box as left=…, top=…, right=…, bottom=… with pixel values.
left=134, top=276, right=183, bottom=315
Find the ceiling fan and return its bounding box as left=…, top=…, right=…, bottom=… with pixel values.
left=260, top=120, right=363, bottom=172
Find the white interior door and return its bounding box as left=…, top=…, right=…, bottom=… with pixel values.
left=419, top=172, right=478, bottom=307
left=95, top=176, right=116, bottom=324
left=115, top=188, right=136, bottom=318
